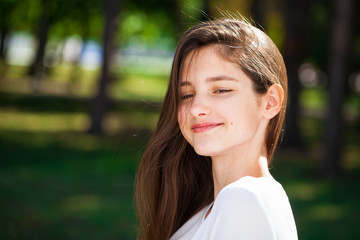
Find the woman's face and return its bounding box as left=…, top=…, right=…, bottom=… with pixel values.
left=177, top=45, right=266, bottom=157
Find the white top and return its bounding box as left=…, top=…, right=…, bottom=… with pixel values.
left=170, top=176, right=297, bottom=240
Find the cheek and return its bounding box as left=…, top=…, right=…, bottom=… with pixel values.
left=231, top=105, right=262, bottom=136
left=177, top=105, right=194, bottom=144
left=227, top=101, right=259, bottom=129
left=177, top=104, right=190, bottom=125
left=177, top=105, right=188, bottom=135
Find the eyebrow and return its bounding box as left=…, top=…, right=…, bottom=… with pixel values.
left=180, top=75, right=239, bottom=86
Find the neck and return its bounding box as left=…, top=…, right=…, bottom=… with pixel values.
left=211, top=147, right=271, bottom=200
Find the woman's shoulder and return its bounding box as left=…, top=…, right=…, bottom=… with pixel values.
left=218, top=176, right=287, bottom=202
left=215, top=176, right=291, bottom=219
left=210, top=177, right=277, bottom=224
left=209, top=176, right=298, bottom=240
left=200, top=177, right=279, bottom=239
left=214, top=176, right=273, bottom=216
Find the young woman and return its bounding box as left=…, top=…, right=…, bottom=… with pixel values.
left=135, top=17, right=297, bottom=240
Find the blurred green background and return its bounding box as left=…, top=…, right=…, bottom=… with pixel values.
left=0, top=0, right=359, bottom=239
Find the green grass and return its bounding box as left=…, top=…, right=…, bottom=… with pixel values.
left=0, top=129, right=146, bottom=240
left=271, top=153, right=360, bottom=240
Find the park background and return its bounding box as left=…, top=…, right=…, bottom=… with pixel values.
left=0, top=0, right=359, bottom=239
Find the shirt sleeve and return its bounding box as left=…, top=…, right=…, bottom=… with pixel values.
left=208, top=188, right=276, bottom=240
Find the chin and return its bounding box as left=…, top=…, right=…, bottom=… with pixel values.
left=193, top=145, right=223, bottom=157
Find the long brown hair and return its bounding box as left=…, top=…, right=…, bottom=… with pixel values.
left=135, top=17, right=287, bottom=240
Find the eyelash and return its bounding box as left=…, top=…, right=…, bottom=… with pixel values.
left=180, top=89, right=232, bottom=100
left=181, top=94, right=194, bottom=100
left=214, top=89, right=232, bottom=93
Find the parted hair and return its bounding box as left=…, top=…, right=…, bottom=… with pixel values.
left=135, top=17, right=287, bottom=240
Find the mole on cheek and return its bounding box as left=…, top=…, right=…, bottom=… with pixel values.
left=230, top=122, right=234, bottom=125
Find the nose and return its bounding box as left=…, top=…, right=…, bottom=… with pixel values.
left=189, top=94, right=210, bottom=117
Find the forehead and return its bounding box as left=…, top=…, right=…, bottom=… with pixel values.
left=182, top=44, right=222, bottom=68
left=179, top=45, right=241, bottom=84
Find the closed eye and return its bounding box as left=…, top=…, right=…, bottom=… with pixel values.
left=214, top=89, right=232, bottom=93
left=181, top=94, right=195, bottom=100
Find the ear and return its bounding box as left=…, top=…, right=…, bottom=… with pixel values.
left=263, top=84, right=284, bottom=119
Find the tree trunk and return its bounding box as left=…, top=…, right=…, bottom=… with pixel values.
left=250, top=0, right=266, bottom=28
left=170, top=0, right=184, bottom=35
left=200, top=0, right=211, bottom=21
left=323, top=0, right=354, bottom=175
left=0, top=27, right=9, bottom=77
left=88, top=0, right=121, bottom=134
left=0, top=28, right=8, bottom=61
left=0, top=0, right=10, bottom=67
left=281, top=0, right=308, bottom=149
left=28, top=0, right=50, bottom=84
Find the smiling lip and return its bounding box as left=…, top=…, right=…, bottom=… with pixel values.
left=191, top=122, right=223, bottom=133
